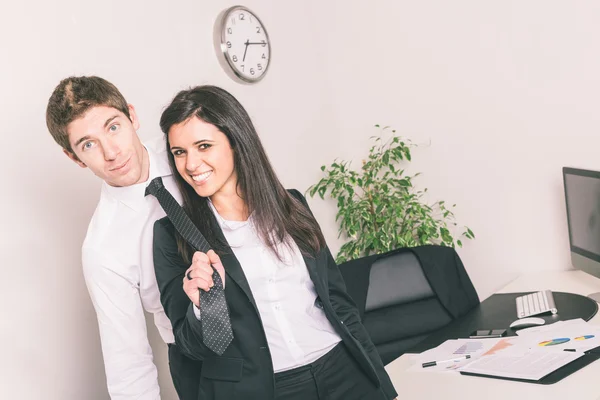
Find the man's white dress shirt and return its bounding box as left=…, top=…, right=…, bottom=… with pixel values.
left=82, top=136, right=181, bottom=399
left=200, top=201, right=342, bottom=373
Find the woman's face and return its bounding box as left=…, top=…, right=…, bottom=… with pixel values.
left=168, top=117, right=237, bottom=198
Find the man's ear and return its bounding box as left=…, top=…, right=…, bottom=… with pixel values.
left=63, top=149, right=87, bottom=168
left=128, top=104, right=140, bottom=131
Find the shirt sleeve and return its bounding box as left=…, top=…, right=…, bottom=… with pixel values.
left=82, top=247, right=161, bottom=400
left=193, top=304, right=202, bottom=320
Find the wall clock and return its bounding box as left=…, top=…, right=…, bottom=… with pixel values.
left=214, top=6, right=271, bottom=84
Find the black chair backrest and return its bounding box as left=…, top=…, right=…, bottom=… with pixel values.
left=366, top=252, right=434, bottom=312
left=338, top=246, right=479, bottom=365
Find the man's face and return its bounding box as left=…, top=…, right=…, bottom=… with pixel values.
left=65, top=105, right=148, bottom=187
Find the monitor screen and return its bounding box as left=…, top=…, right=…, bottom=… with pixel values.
left=564, top=167, right=600, bottom=262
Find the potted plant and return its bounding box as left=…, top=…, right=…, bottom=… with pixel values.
left=307, top=125, right=474, bottom=263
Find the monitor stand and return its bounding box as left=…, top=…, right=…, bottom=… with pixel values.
left=588, top=292, right=600, bottom=303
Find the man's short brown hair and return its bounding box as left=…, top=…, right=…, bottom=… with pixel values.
left=46, top=76, right=131, bottom=153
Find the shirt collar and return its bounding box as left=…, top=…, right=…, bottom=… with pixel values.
left=207, top=198, right=252, bottom=231
left=207, top=199, right=258, bottom=248
left=103, top=140, right=173, bottom=212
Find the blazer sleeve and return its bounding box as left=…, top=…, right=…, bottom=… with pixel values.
left=152, top=218, right=213, bottom=361
left=289, top=189, right=397, bottom=399
left=325, top=247, right=397, bottom=399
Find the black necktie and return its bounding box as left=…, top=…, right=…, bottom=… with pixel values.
left=145, top=177, right=233, bottom=355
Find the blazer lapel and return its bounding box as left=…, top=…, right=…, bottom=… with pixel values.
left=302, top=251, right=330, bottom=304
left=206, top=212, right=261, bottom=316
left=220, top=251, right=260, bottom=315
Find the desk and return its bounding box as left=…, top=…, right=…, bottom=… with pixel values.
left=384, top=271, right=600, bottom=400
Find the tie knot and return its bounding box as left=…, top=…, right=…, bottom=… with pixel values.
left=145, top=177, right=164, bottom=197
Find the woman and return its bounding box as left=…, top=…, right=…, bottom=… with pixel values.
left=153, top=85, right=398, bottom=400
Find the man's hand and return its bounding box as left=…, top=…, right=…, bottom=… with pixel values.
left=183, top=250, right=226, bottom=307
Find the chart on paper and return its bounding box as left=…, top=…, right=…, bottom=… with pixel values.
left=453, top=342, right=483, bottom=355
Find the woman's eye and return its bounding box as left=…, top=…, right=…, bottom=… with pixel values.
left=199, top=143, right=211, bottom=150
left=173, top=150, right=183, bottom=156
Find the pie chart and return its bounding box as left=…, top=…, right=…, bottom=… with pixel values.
left=538, top=338, right=570, bottom=346
left=574, top=335, right=595, bottom=341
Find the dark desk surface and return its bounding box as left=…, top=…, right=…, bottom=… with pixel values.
left=409, top=291, right=599, bottom=354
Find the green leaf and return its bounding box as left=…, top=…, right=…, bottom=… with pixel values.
left=318, top=186, right=327, bottom=199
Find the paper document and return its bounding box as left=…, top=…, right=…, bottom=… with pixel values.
left=460, top=350, right=584, bottom=381
left=516, top=318, right=600, bottom=353
left=409, top=318, right=599, bottom=380
left=409, top=338, right=509, bottom=372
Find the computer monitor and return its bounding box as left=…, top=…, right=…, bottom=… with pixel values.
left=563, top=167, right=600, bottom=302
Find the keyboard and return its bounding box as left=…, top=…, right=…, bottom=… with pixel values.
left=515, top=290, right=558, bottom=318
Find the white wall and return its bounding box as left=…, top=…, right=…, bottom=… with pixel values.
left=2, top=0, right=600, bottom=398
left=318, top=0, right=600, bottom=298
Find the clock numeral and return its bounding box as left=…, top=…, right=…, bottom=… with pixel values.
left=227, top=27, right=232, bottom=34
left=257, top=64, right=263, bottom=71
left=262, top=53, right=266, bottom=59
left=231, top=17, right=235, bottom=25
left=232, top=55, right=238, bottom=62
left=256, top=27, right=261, bottom=34
left=239, top=13, right=245, bottom=20
left=226, top=41, right=232, bottom=48
left=240, top=64, right=245, bottom=72
left=261, top=40, right=266, bottom=47
left=250, top=68, right=255, bottom=76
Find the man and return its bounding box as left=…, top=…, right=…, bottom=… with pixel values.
left=46, top=76, right=201, bottom=399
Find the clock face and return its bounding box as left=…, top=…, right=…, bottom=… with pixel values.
left=219, top=7, right=270, bottom=83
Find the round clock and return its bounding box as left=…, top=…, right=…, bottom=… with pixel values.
left=214, top=6, right=271, bottom=84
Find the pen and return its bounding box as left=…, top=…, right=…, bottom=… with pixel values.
left=563, top=349, right=577, bottom=352
left=422, top=355, right=471, bottom=368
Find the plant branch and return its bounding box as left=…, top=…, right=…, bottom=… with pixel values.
left=307, top=125, right=474, bottom=263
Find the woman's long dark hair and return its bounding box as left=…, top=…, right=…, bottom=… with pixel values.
left=160, top=85, right=326, bottom=263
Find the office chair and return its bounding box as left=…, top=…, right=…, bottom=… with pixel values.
left=338, top=245, right=479, bottom=365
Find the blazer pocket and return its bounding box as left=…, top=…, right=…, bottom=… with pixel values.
left=201, top=356, right=244, bottom=382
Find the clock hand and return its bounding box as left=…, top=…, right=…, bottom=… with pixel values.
left=246, top=41, right=267, bottom=46
left=242, top=39, right=249, bottom=62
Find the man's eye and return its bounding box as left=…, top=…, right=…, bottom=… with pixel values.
left=109, top=124, right=119, bottom=132
left=83, top=141, right=95, bottom=150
